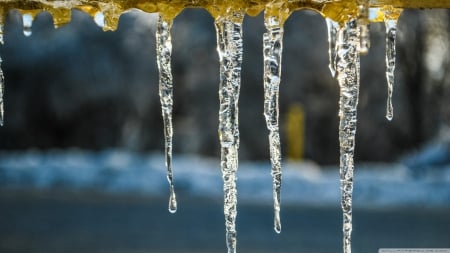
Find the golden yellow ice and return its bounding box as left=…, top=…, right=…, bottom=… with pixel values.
left=0, top=0, right=447, bottom=30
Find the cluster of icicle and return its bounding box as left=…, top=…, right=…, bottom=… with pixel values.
left=0, top=3, right=402, bottom=253
left=153, top=5, right=401, bottom=253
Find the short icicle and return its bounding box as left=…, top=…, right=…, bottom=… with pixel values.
left=384, top=19, right=397, bottom=121
left=357, top=0, right=370, bottom=54
left=156, top=14, right=177, bottom=214
left=214, top=10, right=244, bottom=253
left=22, top=13, right=34, bottom=36
left=326, top=18, right=340, bottom=78
left=263, top=12, right=284, bottom=234
left=383, top=7, right=402, bottom=121
left=335, top=19, right=361, bottom=253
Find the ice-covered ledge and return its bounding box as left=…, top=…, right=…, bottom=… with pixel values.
left=0, top=0, right=448, bottom=30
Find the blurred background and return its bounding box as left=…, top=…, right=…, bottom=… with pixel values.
left=0, top=7, right=449, bottom=253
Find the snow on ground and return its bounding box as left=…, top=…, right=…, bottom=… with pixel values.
left=0, top=149, right=449, bottom=208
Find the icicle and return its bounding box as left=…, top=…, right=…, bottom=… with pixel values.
left=263, top=13, right=284, bottom=234
left=384, top=19, right=397, bottom=121
left=22, top=13, right=33, bottom=36
left=382, top=6, right=402, bottom=121
left=156, top=15, right=177, bottom=214
left=94, top=12, right=105, bottom=29
left=0, top=17, right=4, bottom=126
left=357, top=0, right=370, bottom=54
left=335, top=19, right=360, bottom=253
left=214, top=10, right=244, bottom=253
left=326, top=18, right=340, bottom=78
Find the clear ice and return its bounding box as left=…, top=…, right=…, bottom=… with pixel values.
left=384, top=19, right=398, bottom=121
left=357, top=0, right=370, bottom=54
left=22, top=13, right=33, bottom=37
left=156, top=14, right=177, bottom=214
left=335, top=19, right=360, bottom=253
left=263, top=14, right=284, bottom=234
left=214, top=10, right=244, bottom=253
left=0, top=23, right=3, bottom=126
left=326, top=18, right=340, bottom=78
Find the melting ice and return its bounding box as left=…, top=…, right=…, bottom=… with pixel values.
left=0, top=5, right=408, bottom=253
left=335, top=19, right=361, bottom=253
left=156, top=14, right=177, bottom=213
left=214, top=10, right=244, bottom=253
left=263, top=14, right=284, bottom=234
left=384, top=18, right=398, bottom=121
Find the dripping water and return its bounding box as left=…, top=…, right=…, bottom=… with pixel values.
left=326, top=18, right=340, bottom=78
left=22, top=13, right=33, bottom=36
left=384, top=19, right=398, bottom=121
left=263, top=14, right=284, bottom=234
left=335, top=19, right=360, bottom=253
left=214, top=10, right=244, bottom=253
left=156, top=15, right=177, bottom=214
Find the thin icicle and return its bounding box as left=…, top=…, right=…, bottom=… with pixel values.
left=263, top=14, right=283, bottom=234
left=335, top=19, right=360, bottom=253
left=384, top=19, right=397, bottom=121
left=215, top=10, right=244, bottom=253
left=156, top=15, right=177, bottom=214
left=357, top=0, right=370, bottom=54
left=326, top=18, right=340, bottom=78
left=22, top=13, right=33, bottom=36
left=0, top=20, right=3, bottom=126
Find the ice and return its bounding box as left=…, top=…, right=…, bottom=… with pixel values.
left=263, top=14, right=284, bottom=234
left=384, top=19, right=398, bottom=121
left=357, top=0, right=370, bottom=54
left=0, top=21, right=4, bottom=126
left=0, top=55, right=3, bottom=126
left=156, top=14, right=177, bottom=214
left=214, top=10, right=244, bottom=253
left=94, top=12, right=105, bottom=28
left=381, top=7, right=402, bottom=121
left=326, top=18, right=340, bottom=78
left=335, top=19, right=360, bottom=253
left=22, top=13, right=33, bottom=37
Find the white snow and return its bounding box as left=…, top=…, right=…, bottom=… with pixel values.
left=0, top=149, right=449, bottom=208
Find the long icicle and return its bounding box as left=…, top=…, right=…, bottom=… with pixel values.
left=214, top=10, right=244, bottom=253
left=156, top=14, right=177, bottom=214
left=326, top=18, right=340, bottom=78
left=0, top=13, right=4, bottom=126
left=263, top=13, right=284, bottom=234
left=335, top=19, right=360, bottom=253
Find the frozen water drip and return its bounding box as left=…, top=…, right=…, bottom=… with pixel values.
left=156, top=14, right=177, bottom=214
